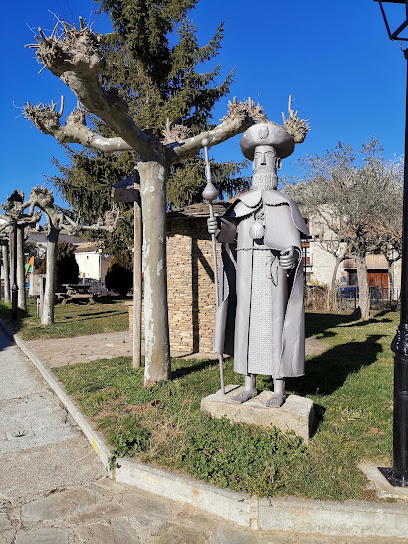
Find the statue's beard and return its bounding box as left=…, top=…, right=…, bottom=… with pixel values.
left=251, top=166, right=278, bottom=191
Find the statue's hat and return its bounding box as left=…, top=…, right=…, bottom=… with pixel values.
left=240, top=123, right=294, bottom=160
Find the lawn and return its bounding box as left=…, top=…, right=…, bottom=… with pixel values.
left=52, top=310, right=398, bottom=501
left=0, top=297, right=129, bottom=340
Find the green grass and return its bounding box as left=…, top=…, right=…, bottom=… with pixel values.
left=0, top=297, right=129, bottom=340
left=53, top=310, right=398, bottom=501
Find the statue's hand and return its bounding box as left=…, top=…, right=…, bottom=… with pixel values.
left=207, top=216, right=219, bottom=235
left=279, top=247, right=297, bottom=269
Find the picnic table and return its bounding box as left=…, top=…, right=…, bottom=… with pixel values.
left=56, top=284, right=95, bottom=305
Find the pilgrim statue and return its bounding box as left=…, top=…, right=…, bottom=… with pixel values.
left=208, top=120, right=309, bottom=407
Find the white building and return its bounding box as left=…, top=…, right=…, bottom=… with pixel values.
left=26, top=228, right=110, bottom=283
left=74, top=242, right=110, bottom=282
left=29, top=228, right=84, bottom=257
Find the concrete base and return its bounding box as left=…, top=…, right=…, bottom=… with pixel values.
left=201, top=385, right=314, bottom=443
left=359, top=463, right=408, bottom=500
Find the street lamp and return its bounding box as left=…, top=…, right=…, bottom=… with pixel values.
left=375, top=0, right=408, bottom=486
left=8, top=190, right=24, bottom=321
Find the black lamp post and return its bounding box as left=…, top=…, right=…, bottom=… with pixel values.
left=8, top=191, right=23, bottom=321
left=375, top=0, right=408, bottom=486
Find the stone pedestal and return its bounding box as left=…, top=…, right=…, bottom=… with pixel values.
left=201, top=385, right=314, bottom=443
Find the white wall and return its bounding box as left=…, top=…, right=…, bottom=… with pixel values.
left=75, top=252, right=110, bottom=281
left=308, top=241, right=342, bottom=286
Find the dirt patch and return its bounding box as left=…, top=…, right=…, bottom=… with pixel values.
left=27, top=331, right=133, bottom=367
left=305, top=336, right=326, bottom=356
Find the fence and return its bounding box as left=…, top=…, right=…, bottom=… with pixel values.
left=336, top=286, right=400, bottom=311
left=80, top=278, right=110, bottom=296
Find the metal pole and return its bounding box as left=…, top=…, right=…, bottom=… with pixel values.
left=202, top=138, right=225, bottom=394
left=11, top=221, right=18, bottom=321
left=390, top=47, right=408, bottom=487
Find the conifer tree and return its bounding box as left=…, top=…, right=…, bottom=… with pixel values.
left=49, top=0, right=249, bottom=235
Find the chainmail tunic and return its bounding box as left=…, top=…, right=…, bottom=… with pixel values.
left=247, top=248, right=288, bottom=375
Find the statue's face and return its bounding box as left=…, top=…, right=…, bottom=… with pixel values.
left=251, top=145, right=279, bottom=191
left=253, top=145, right=276, bottom=171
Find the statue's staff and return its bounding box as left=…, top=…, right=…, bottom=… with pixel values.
left=202, top=137, right=225, bottom=395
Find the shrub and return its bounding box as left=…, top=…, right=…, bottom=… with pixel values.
left=38, top=242, right=79, bottom=284
left=305, top=285, right=329, bottom=311
left=105, top=250, right=133, bottom=297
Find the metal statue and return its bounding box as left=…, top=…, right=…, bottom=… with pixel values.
left=208, top=121, right=309, bottom=407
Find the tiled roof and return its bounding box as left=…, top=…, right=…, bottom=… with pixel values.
left=74, top=242, right=102, bottom=253
left=167, top=201, right=229, bottom=219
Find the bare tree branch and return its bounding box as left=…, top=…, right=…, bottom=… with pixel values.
left=31, top=24, right=160, bottom=161
left=165, top=97, right=258, bottom=164
left=25, top=102, right=132, bottom=152
left=282, top=95, right=310, bottom=144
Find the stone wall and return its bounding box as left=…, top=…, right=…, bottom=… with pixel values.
left=166, top=216, right=218, bottom=354
left=128, top=214, right=219, bottom=355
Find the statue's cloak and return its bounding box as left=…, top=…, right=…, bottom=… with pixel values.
left=213, top=189, right=309, bottom=378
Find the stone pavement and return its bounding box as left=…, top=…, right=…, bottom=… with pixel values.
left=1, top=326, right=408, bottom=543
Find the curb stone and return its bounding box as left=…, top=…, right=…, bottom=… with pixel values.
left=2, top=319, right=408, bottom=538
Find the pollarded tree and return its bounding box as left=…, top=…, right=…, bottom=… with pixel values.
left=1, top=191, right=41, bottom=311
left=47, top=1, right=249, bottom=253
left=29, top=186, right=118, bottom=325
left=0, top=224, right=10, bottom=303
left=24, top=16, right=304, bottom=384
left=45, top=1, right=249, bottom=373
left=287, top=139, right=402, bottom=320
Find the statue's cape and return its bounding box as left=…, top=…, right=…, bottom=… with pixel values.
left=213, top=190, right=307, bottom=378
left=224, top=190, right=309, bottom=237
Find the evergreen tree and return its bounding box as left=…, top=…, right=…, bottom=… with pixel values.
left=49, top=0, right=249, bottom=246
left=105, top=251, right=133, bottom=297
left=39, top=241, right=80, bottom=285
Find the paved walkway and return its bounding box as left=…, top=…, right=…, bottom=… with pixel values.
left=1, top=327, right=407, bottom=543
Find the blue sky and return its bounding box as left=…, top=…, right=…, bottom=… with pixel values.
left=1, top=0, right=406, bottom=209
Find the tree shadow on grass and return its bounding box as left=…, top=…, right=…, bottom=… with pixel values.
left=68, top=310, right=127, bottom=319
left=92, top=296, right=128, bottom=305
left=346, top=316, right=393, bottom=328
left=171, top=358, right=219, bottom=379
left=305, top=312, right=352, bottom=340
left=289, top=334, right=385, bottom=397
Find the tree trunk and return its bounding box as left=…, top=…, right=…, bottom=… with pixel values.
left=355, top=253, right=370, bottom=320
left=388, top=259, right=395, bottom=302
left=2, top=241, right=10, bottom=303
left=42, top=227, right=58, bottom=325
left=17, top=227, right=27, bottom=311
left=132, top=192, right=142, bottom=369
left=9, top=231, right=15, bottom=288
left=329, top=256, right=344, bottom=312
left=138, top=160, right=171, bottom=385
